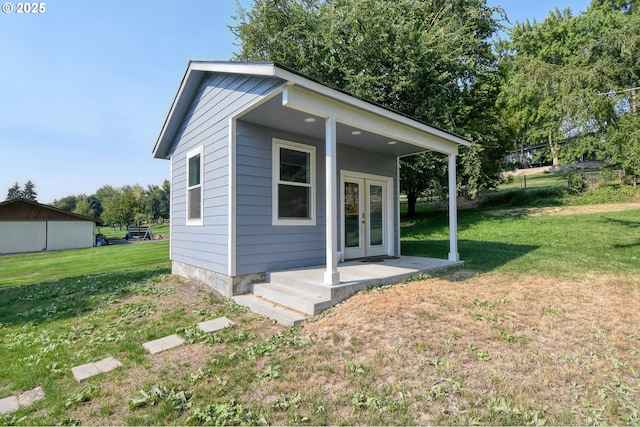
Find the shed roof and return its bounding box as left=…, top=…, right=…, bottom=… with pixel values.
left=153, top=61, right=471, bottom=159
left=0, top=199, right=103, bottom=224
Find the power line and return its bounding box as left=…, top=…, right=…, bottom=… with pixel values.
left=597, top=86, right=640, bottom=96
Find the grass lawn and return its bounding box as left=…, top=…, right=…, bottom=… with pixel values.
left=1, top=196, right=639, bottom=425
left=499, top=171, right=568, bottom=190
left=0, top=241, right=170, bottom=287
left=402, top=203, right=640, bottom=278
left=98, top=224, right=170, bottom=241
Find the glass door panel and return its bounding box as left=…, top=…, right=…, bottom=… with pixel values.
left=343, top=178, right=365, bottom=259
left=368, top=184, right=383, bottom=246
left=344, top=181, right=361, bottom=248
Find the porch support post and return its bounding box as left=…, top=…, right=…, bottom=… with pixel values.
left=448, top=153, right=460, bottom=262
left=324, top=116, right=340, bottom=285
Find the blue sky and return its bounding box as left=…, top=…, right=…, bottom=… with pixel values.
left=1, top=0, right=590, bottom=203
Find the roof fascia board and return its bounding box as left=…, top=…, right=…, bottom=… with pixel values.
left=189, top=61, right=278, bottom=77
left=283, top=84, right=460, bottom=155
left=274, top=67, right=470, bottom=148
left=153, top=67, right=206, bottom=159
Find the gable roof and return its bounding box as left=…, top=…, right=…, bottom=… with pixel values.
left=0, top=198, right=103, bottom=224
left=153, top=61, right=471, bottom=159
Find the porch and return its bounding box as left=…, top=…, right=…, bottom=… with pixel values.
left=233, top=255, right=463, bottom=325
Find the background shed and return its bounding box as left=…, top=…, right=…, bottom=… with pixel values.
left=0, top=199, right=101, bottom=254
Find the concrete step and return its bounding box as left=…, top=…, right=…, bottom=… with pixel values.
left=267, top=269, right=332, bottom=298
left=232, top=294, right=308, bottom=326
left=252, top=282, right=333, bottom=316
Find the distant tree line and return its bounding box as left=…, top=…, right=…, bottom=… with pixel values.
left=51, top=180, right=170, bottom=225
left=5, top=179, right=170, bottom=225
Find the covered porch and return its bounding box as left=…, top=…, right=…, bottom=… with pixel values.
left=233, top=255, right=463, bottom=325
left=233, top=66, right=471, bottom=286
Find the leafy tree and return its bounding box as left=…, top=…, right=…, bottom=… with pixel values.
left=232, top=0, right=508, bottom=213
left=95, top=185, right=119, bottom=209
left=73, top=197, right=94, bottom=217
left=100, top=185, right=146, bottom=226
left=145, top=180, right=170, bottom=222
left=607, top=113, right=640, bottom=186
left=86, top=195, right=103, bottom=219
left=52, top=195, right=78, bottom=212
left=498, top=0, right=640, bottom=175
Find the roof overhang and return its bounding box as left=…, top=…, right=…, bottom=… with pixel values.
left=152, top=61, right=471, bottom=160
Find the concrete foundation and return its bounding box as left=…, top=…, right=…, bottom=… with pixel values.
left=172, top=261, right=265, bottom=297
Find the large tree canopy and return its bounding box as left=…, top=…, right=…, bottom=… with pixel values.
left=232, top=0, right=509, bottom=212
left=498, top=0, right=640, bottom=179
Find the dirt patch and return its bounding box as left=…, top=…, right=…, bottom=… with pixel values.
left=487, top=201, right=640, bottom=217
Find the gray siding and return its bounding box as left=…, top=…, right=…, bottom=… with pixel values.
left=169, top=74, right=285, bottom=275
left=234, top=122, right=400, bottom=275
left=235, top=122, right=326, bottom=274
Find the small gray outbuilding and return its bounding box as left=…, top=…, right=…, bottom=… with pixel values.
left=0, top=198, right=101, bottom=255
left=153, top=61, right=470, bottom=297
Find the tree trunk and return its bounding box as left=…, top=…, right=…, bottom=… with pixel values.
left=549, top=130, right=558, bottom=166
left=632, top=87, right=637, bottom=116
left=407, top=193, right=418, bottom=217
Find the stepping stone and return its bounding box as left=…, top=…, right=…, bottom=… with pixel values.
left=0, top=395, right=19, bottom=415
left=197, top=317, right=234, bottom=333
left=71, top=356, right=123, bottom=382
left=0, top=386, right=45, bottom=415
left=143, top=334, right=185, bottom=354
left=18, top=386, right=44, bottom=407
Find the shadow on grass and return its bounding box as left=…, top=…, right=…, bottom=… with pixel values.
left=402, top=239, right=539, bottom=273
left=0, top=267, right=170, bottom=326
left=602, top=216, right=640, bottom=248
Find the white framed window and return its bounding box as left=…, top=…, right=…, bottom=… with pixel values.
left=186, top=146, right=203, bottom=226
left=272, top=138, right=316, bottom=226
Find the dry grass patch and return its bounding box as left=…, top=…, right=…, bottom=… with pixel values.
left=298, top=271, right=640, bottom=425
left=487, top=201, right=640, bottom=217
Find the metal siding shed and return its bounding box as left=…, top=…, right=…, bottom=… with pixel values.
left=0, top=199, right=101, bottom=254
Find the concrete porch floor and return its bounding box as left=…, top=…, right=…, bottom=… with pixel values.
left=275, top=255, right=462, bottom=295
left=234, top=256, right=463, bottom=325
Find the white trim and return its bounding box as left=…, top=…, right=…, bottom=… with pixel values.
left=448, top=154, right=460, bottom=261
left=228, top=118, right=237, bottom=277
left=169, top=159, right=173, bottom=260
left=340, top=170, right=394, bottom=260
left=186, top=145, right=204, bottom=226
left=272, top=138, right=317, bottom=226
left=396, top=157, right=401, bottom=256
left=324, top=117, right=339, bottom=285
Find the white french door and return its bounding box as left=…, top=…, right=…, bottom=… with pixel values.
left=342, top=172, right=392, bottom=260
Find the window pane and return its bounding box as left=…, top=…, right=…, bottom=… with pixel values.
left=280, top=148, right=309, bottom=183
left=369, top=184, right=383, bottom=246
left=344, top=182, right=360, bottom=248
left=188, top=154, right=201, bottom=187
left=188, top=187, right=201, bottom=220
left=278, top=184, right=310, bottom=218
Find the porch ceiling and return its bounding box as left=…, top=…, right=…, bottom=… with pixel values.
left=240, top=92, right=436, bottom=158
